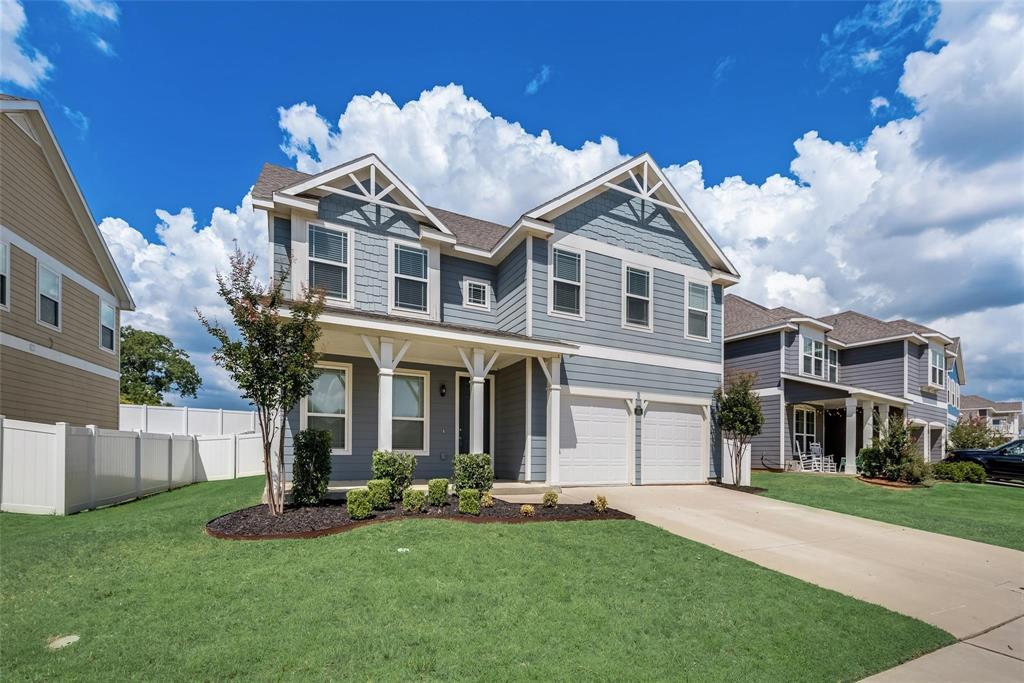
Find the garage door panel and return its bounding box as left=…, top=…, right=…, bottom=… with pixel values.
left=641, top=403, right=705, bottom=484
left=560, top=396, right=630, bottom=486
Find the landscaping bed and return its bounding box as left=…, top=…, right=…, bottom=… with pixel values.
left=207, top=494, right=632, bottom=540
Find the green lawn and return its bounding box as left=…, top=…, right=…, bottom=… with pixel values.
left=752, top=472, right=1024, bottom=551
left=2, top=478, right=952, bottom=682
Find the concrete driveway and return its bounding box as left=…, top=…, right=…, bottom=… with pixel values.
left=553, top=485, right=1024, bottom=640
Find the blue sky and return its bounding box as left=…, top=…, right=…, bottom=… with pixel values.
left=3, top=0, right=1021, bottom=407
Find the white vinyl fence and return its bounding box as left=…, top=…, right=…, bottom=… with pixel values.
left=0, top=417, right=266, bottom=515
left=119, top=404, right=257, bottom=436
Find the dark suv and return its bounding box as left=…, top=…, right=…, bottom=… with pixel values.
left=946, top=439, right=1024, bottom=481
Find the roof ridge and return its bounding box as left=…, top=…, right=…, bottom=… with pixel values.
left=725, top=294, right=770, bottom=311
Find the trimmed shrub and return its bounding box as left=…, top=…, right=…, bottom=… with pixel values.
left=367, top=479, right=392, bottom=510
left=520, top=504, right=535, bottom=517
left=402, top=488, right=426, bottom=513
left=453, top=453, right=493, bottom=493
left=428, top=478, right=449, bottom=507
left=346, top=488, right=372, bottom=520
left=542, top=490, right=559, bottom=508
left=933, top=460, right=987, bottom=483
left=372, top=450, right=417, bottom=500
left=480, top=491, right=495, bottom=508
left=593, top=495, right=609, bottom=514
left=857, top=416, right=928, bottom=484
left=458, top=489, right=481, bottom=515
left=291, top=429, right=332, bottom=506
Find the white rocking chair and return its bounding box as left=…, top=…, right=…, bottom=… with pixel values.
left=811, top=443, right=836, bottom=473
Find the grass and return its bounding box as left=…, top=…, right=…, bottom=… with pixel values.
left=2, top=477, right=952, bottom=682
left=752, top=471, right=1024, bottom=551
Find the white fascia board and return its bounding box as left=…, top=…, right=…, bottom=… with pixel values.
left=836, top=333, right=924, bottom=349
left=789, top=317, right=833, bottom=332
left=252, top=198, right=275, bottom=210
left=780, top=372, right=912, bottom=405
left=922, top=331, right=955, bottom=345
left=419, top=229, right=457, bottom=245
left=570, top=343, right=722, bottom=375
left=272, top=192, right=319, bottom=213
left=725, top=323, right=798, bottom=343
left=711, top=269, right=740, bottom=287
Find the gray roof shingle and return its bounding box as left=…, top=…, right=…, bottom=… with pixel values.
left=724, top=295, right=794, bottom=337
left=961, top=395, right=1023, bottom=413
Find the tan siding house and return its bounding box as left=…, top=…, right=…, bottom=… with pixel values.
left=0, top=96, right=134, bottom=428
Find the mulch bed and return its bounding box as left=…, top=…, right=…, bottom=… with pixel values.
left=710, top=483, right=768, bottom=495
left=206, top=494, right=633, bottom=541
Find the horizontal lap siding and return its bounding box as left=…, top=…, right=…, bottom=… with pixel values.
left=1, top=347, right=118, bottom=428
left=750, top=394, right=782, bottom=469
left=785, top=381, right=848, bottom=403
left=783, top=331, right=799, bottom=375
left=841, top=341, right=904, bottom=397
left=494, top=360, right=526, bottom=480
left=496, top=242, right=527, bottom=334
left=725, top=333, right=781, bottom=389
left=531, top=360, right=547, bottom=481
left=440, top=256, right=497, bottom=327
left=272, top=216, right=291, bottom=291
left=561, top=356, right=720, bottom=398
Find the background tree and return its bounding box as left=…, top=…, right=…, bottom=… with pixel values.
left=714, top=372, right=764, bottom=486
left=120, top=326, right=202, bottom=405
left=197, top=250, right=324, bottom=515
left=948, top=416, right=1003, bottom=450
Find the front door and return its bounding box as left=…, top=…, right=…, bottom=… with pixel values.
left=457, top=376, right=492, bottom=455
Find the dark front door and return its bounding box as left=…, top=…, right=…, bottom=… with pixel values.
left=458, top=376, right=492, bottom=455
left=824, top=410, right=845, bottom=464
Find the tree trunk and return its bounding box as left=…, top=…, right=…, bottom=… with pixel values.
left=276, top=406, right=288, bottom=515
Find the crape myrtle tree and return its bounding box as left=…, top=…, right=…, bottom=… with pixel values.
left=197, top=250, right=325, bottom=515
left=948, top=415, right=1004, bottom=450
left=714, top=371, right=764, bottom=486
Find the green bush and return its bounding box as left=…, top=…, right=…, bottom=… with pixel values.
left=346, top=488, right=372, bottom=520
left=291, top=429, right=332, bottom=506
left=857, top=416, right=928, bottom=484
left=542, top=490, right=559, bottom=508
left=480, top=491, right=494, bottom=508
left=458, top=489, right=481, bottom=515
left=520, top=504, right=535, bottom=517
left=453, top=453, right=493, bottom=493
left=933, top=461, right=987, bottom=483
left=428, top=478, right=449, bottom=507
left=367, top=479, right=392, bottom=510
left=371, top=450, right=417, bottom=500
left=402, top=488, right=426, bottom=513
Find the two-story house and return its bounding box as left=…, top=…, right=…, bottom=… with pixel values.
left=0, top=95, right=134, bottom=428
left=724, top=295, right=958, bottom=471
left=947, top=337, right=966, bottom=427
left=251, top=153, right=739, bottom=486
left=961, top=395, right=1023, bottom=438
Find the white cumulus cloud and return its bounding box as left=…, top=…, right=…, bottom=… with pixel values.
left=0, top=0, right=53, bottom=90
left=870, top=96, right=890, bottom=115
left=63, top=0, right=119, bottom=23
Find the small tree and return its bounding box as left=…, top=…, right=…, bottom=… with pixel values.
left=714, top=372, right=764, bottom=485
left=948, top=416, right=1002, bottom=450
left=119, top=326, right=202, bottom=405
left=197, top=250, right=324, bottom=515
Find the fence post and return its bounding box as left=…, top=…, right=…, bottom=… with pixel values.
left=135, top=429, right=143, bottom=500
left=167, top=434, right=173, bottom=491
left=86, top=425, right=98, bottom=510
left=142, top=404, right=149, bottom=432
left=219, top=409, right=225, bottom=436
left=182, top=407, right=189, bottom=436
left=54, top=422, right=69, bottom=516
left=191, top=436, right=197, bottom=484
left=230, top=434, right=238, bottom=479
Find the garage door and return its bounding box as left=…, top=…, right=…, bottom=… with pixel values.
left=641, top=403, right=705, bottom=484
left=559, top=396, right=631, bottom=485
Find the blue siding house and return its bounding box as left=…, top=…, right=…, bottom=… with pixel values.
left=947, top=338, right=965, bottom=426
left=251, top=153, right=740, bottom=486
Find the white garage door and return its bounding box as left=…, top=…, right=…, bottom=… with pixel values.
left=559, top=396, right=631, bottom=485
left=641, top=403, right=705, bottom=484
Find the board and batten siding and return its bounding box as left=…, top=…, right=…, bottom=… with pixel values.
left=440, top=255, right=497, bottom=327
left=841, top=341, right=905, bottom=397
left=494, top=360, right=526, bottom=480
left=724, top=333, right=781, bottom=389
left=495, top=241, right=527, bottom=334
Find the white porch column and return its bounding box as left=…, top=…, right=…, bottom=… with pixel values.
left=457, top=347, right=500, bottom=455
left=844, top=398, right=858, bottom=474
left=547, top=357, right=561, bottom=487
left=862, top=400, right=875, bottom=450
left=363, top=335, right=411, bottom=452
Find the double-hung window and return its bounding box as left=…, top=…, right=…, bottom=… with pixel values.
left=394, top=244, right=428, bottom=313
left=308, top=223, right=351, bottom=301
left=794, top=407, right=816, bottom=455
left=802, top=337, right=825, bottom=376
left=306, top=365, right=351, bottom=453
left=827, top=347, right=839, bottom=382
left=929, top=346, right=945, bottom=387
left=551, top=247, right=582, bottom=317
left=0, top=242, right=8, bottom=310
left=686, top=282, right=710, bottom=340
left=37, top=263, right=60, bottom=329
left=393, top=371, right=428, bottom=453
left=100, top=302, right=116, bottom=352
left=623, top=266, right=651, bottom=329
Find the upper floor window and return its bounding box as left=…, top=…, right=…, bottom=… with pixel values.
left=0, top=242, right=8, bottom=310
left=929, top=347, right=946, bottom=387
left=623, top=265, right=651, bottom=329
left=37, top=263, right=60, bottom=330
left=948, top=381, right=960, bottom=408
left=802, top=337, right=824, bottom=376
left=100, top=302, right=116, bottom=352
left=827, top=347, right=839, bottom=382
left=394, top=244, right=428, bottom=313
left=686, top=282, right=709, bottom=340
left=305, top=364, right=351, bottom=454
left=551, top=247, right=582, bottom=317
left=308, top=223, right=351, bottom=302
left=462, top=278, right=490, bottom=310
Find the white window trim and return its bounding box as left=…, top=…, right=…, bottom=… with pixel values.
left=461, top=277, right=491, bottom=311
left=621, top=262, right=653, bottom=332
left=928, top=345, right=946, bottom=390
left=827, top=346, right=839, bottom=383
left=794, top=407, right=817, bottom=454
left=388, top=238, right=434, bottom=320
left=300, top=361, right=353, bottom=456
left=36, top=262, right=61, bottom=332
left=685, top=281, right=711, bottom=342
left=98, top=301, right=116, bottom=354
left=548, top=243, right=585, bottom=320
left=0, top=240, right=9, bottom=312
left=306, top=220, right=354, bottom=307
left=800, top=336, right=826, bottom=379
left=393, top=368, right=430, bottom=456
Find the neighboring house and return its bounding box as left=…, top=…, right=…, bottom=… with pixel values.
left=0, top=95, right=134, bottom=428
left=724, top=295, right=958, bottom=471
left=946, top=337, right=965, bottom=426
left=960, top=395, right=1023, bottom=438
left=252, top=153, right=739, bottom=486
